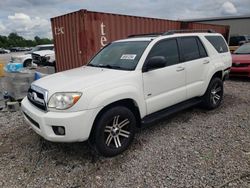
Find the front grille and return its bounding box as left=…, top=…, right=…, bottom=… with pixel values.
left=232, top=63, right=250, bottom=67
left=27, top=85, right=47, bottom=111
left=23, top=112, right=40, bottom=129
left=32, top=53, right=41, bottom=64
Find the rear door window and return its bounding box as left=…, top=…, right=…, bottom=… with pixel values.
left=205, top=36, right=229, bottom=53
left=179, top=37, right=200, bottom=61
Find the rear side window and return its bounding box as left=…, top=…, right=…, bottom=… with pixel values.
left=205, top=36, right=228, bottom=53
left=180, top=37, right=200, bottom=61
left=197, top=38, right=208, bottom=58
left=147, top=39, right=180, bottom=66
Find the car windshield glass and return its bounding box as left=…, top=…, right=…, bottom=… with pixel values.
left=234, top=43, right=250, bottom=54
left=88, top=41, right=150, bottom=70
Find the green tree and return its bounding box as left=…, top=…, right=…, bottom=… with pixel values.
left=8, top=32, right=25, bottom=47
left=0, top=33, right=53, bottom=48
left=34, top=36, right=52, bottom=45
left=34, top=36, right=41, bottom=43
left=0, top=35, right=8, bottom=48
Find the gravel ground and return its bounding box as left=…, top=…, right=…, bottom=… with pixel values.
left=0, top=79, right=250, bottom=188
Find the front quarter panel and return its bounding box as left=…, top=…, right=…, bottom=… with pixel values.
left=87, top=85, right=146, bottom=118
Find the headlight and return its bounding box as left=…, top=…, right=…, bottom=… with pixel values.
left=45, top=56, right=50, bottom=61
left=48, top=92, right=82, bottom=110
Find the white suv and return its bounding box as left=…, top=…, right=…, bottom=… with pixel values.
left=21, top=31, right=232, bottom=157
left=31, top=49, right=55, bottom=67
left=10, top=44, right=54, bottom=67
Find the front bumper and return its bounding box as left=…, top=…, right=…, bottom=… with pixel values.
left=230, top=66, right=250, bottom=77
left=21, top=97, right=101, bottom=142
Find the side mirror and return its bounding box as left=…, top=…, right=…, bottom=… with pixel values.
left=142, top=56, right=166, bottom=72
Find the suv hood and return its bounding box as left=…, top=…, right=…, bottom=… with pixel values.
left=33, top=50, right=54, bottom=56
left=33, top=66, right=129, bottom=95
left=12, top=54, right=31, bottom=59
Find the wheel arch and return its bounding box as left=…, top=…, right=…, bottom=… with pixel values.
left=23, top=58, right=32, bottom=67
left=211, top=70, right=223, bottom=80
left=202, top=69, right=223, bottom=96
left=89, top=98, right=141, bottom=143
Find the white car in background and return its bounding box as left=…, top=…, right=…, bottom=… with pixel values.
left=0, top=48, right=10, bottom=54
left=10, top=44, right=54, bottom=67
left=32, top=49, right=55, bottom=67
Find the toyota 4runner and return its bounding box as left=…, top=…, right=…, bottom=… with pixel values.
left=21, top=30, right=232, bottom=157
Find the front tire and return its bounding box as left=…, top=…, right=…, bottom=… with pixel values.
left=92, top=106, right=136, bottom=157
left=23, top=59, right=32, bottom=67
left=202, top=77, right=223, bottom=110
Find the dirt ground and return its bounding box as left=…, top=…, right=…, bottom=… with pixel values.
left=0, top=52, right=25, bottom=65
left=0, top=79, right=250, bottom=188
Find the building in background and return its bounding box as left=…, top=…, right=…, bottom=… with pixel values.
left=184, top=15, right=250, bottom=36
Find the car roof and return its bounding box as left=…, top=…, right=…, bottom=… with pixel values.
left=115, top=32, right=222, bottom=43
left=36, top=44, right=54, bottom=47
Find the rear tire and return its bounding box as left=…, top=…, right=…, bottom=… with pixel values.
left=91, top=106, right=136, bottom=157
left=202, top=77, right=223, bottom=110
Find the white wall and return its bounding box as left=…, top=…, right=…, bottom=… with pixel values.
left=199, top=19, right=250, bottom=35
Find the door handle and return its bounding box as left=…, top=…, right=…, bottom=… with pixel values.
left=203, top=60, right=210, bottom=64
left=176, top=67, right=185, bottom=72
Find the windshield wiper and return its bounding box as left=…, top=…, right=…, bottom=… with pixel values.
left=87, top=64, right=115, bottom=68
left=99, top=64, right=120, bottom=69
left=87, top=64, right=100, bottom=67
left=88, top=64, right=131, bottom=70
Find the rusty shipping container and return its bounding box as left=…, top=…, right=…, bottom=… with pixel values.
left=51, top=9, right=229, bottom=72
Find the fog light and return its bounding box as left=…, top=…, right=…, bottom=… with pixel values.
left=52, top=126, right=65, bottom=135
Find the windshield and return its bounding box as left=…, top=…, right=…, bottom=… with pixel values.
left=88, top=41, right=150, bottom=70
left=234, top=43, right=250, bottom=54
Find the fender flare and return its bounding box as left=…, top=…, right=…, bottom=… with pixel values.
left=87, top=85, right=146, bottom=118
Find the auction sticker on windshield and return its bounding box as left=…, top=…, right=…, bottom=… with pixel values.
left=120, top=54, right=137, bottom=60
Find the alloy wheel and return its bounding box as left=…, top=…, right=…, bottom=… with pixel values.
left=210, top=83, right=222, bottom=105
left=104, top=115, right=131, bottom=148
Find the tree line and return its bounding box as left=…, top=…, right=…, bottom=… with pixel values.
left=0, top=33, right=53, bottom=48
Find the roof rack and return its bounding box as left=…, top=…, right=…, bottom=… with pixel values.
left=163, top=29, right=216, bottom=35
left=127, top=33, right=163, bottom=38
left=127, top=29, right=216, bottom=38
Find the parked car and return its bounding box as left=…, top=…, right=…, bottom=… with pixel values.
left=9, top=47, right=33, bottom=52
left=32, top=49, right=55, bottom=67
left=10, top=47, right=20, bottom=52
left=21, top=31, right=231, bottom=157
left=10, top=44, right=54, bottom=67
left=230, top=43, right=250, bottom=77
left=229, top=35, right=249, bottom=53
left=0, top=48, right=10, bottom=54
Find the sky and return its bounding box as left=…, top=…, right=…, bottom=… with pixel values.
left=0, top=0, right=249, bottom=39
